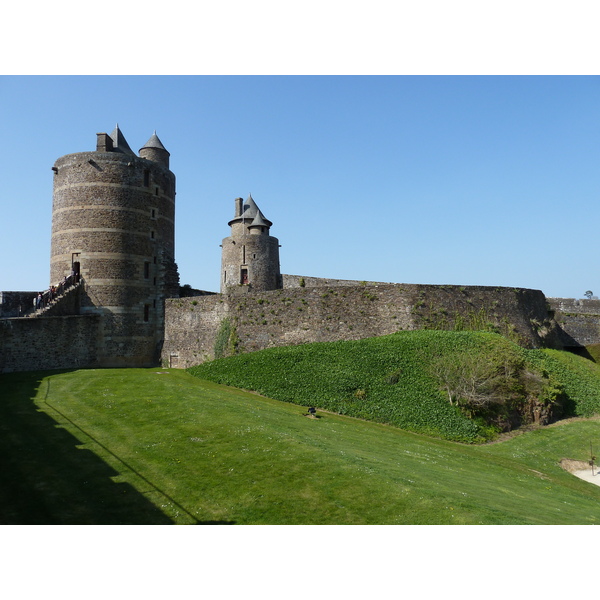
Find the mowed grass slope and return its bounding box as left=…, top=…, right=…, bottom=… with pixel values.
left=2, top=366, right=600, bottom=524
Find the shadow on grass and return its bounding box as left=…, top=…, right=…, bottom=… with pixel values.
left=0, top=370, right=234, bottom=525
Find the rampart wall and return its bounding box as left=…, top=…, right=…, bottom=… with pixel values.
left=0, top=314, right=101, bottom=373
left=281, top=274, right=387, bottom=288
left=162, top=282, right=563, bottom=369
left=0, top=292, right=38, bottom=318
left=547, top=298, right=600, bottom=347
left=5, top=285, right=598, bottom=375
left=0, top=282, right=160, bottom=372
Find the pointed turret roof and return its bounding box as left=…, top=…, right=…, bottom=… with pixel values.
left=249, top=210, right=270, bottom=228
left=109, top=124, right=135, bottom=155
left=241, top=194, right=260, bottom=219
left=229, top=194, right=273, bottom=227
left=140, top=130, right=170, bottom=154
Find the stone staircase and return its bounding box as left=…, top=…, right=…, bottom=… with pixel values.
left=26, top=276, right=83, bottom=318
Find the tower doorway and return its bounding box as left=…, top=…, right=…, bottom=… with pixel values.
left=72, top=253, right=81, bottom=282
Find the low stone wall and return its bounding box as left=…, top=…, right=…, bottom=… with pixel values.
left=0, top=314, right=101, bottom=373
left=548, top=298, right=600, bottom=347
left=162, top=282, right=563, bottom=369
left=282, top=274, right=389, bottom=289
left=0, top=291, right=38, bottom=318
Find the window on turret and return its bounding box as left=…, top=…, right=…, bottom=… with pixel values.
left=241, top=269, right=249, bottom=285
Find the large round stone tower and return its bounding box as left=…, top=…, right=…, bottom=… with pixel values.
left=221, top=195, right=281, bottom=293
left=50, top=125, right=179, bottom=366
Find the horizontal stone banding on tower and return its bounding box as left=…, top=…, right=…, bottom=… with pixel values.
left=52, top=218, right=173, bottom=237
left=53, top=183, right=175, bottom=208
left=53, top=205, right=174, bottom=223
left=81, top=306, right=152, bottom=315
left=51, top=232, right=165, bottom=259
left=51, top=251, right=157, bottom=260
left=81, top=278, right=160, bottom=287
left=52, top=227, right=163, bottom=238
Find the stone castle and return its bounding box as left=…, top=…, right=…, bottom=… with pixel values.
left=1, top=126, right=599, bottom=373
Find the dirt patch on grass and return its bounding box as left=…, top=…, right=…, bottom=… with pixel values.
left=560, top=458, right=600, bottom=487
left=560, top=458, right=590, bottom=473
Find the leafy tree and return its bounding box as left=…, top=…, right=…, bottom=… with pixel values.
left=430, top=352, right=520, bottom=410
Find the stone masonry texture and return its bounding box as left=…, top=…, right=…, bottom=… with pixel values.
left=161, top=281, right=564, bottom=369
left=547, top=298, right=600, bottom=347
left=0, top=315, right=101, bottom=373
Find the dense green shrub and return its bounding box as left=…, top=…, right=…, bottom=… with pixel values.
left=525, top=348, right=600, bottom=417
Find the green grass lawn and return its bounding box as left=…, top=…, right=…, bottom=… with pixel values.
left=2, top=367, right=600, bottom=524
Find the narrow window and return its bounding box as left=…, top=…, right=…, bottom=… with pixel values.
left=144, top=305, right=150, bottom=322
left=241, top=269, right=249, bottom=285
left=153, top=256, right=157, bottom=264
left=151, top=208, right=156, bottom=219
left=144, top=262, right=150, bottom=279
left=224, top=271, right=227, bottom=283
left=144, top=170, right=150, bottom=187
left=150, top=230, right=155, bottom=240
left=155, top=187, right=159, bottom=196
left=153, top=277, right=156, bottom=286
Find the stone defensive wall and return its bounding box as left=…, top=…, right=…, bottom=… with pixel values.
left=162, top=281, right=564, bottom=369
left=0, top=314, right=101, bottom=373
left=0, top=292, right=39, bottom=318
left=0, top=284, right=160, bottom=372
left=547, top=298, right=600, bottom=347
left=281, top=274, right=390, bottom=288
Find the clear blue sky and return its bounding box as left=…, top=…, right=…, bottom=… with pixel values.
left=1, top=75, right=598, bottom=298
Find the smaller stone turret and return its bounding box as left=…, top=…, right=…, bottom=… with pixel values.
left=221, top=195, right=281, bottom=293
left=139, top=131, right=170, bottom=169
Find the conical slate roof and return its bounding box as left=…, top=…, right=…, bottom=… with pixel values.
left=140, top=131, right=170, bottom=154
left=230, top=194, right=273, bottom=227
left=241, top=194, right=260, bottom=219
left=249, top=210, right=270, bottom=228
left=109, top=124, right=135, bottom=155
